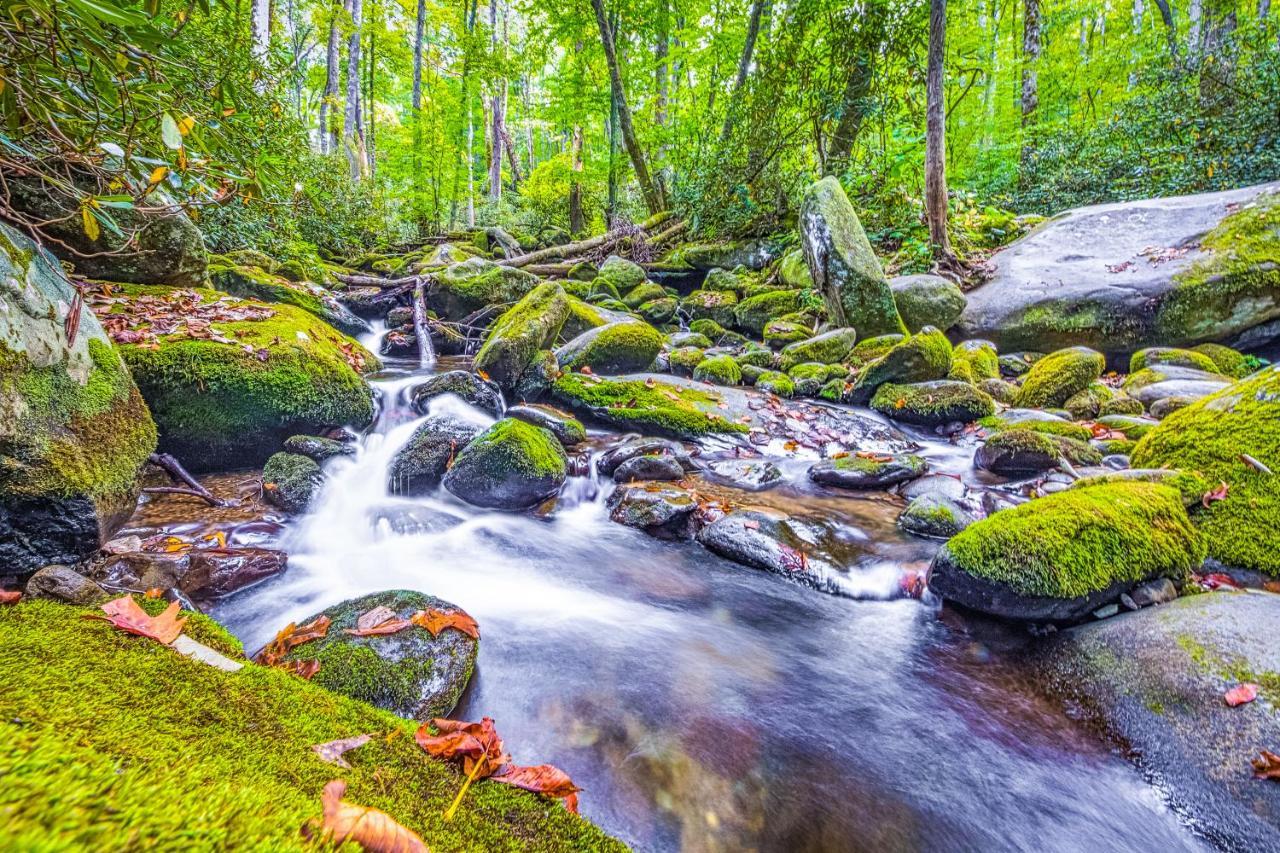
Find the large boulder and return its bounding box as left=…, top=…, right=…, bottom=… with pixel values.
left=473, top=282, right=569, bottom=391
left=112, top=285, right=377, bottom=471
left=928, top=481, right=1205, bottom=622
left=409, top=370, right=503, bottom=416
left=442, top=418, right=567, bottom=509
left=555, top=320, right=663, bottom=375
left=388, top=415, right=482, bottom=495
left=551, top=374, right=749, bottom=439
left=1131, top=365, right=1280, bottom=574
left=778, top=328, right=857, bottom=371
left=208, top=262, right=368, bottom=336
left=890, top=274, right=966, bottom=333
left=1013, top=346, right=1105, bottom=408
left=799, top=176, right=907, bottom=338
left=0, top=223, right=157, bottom=573
left=958, top=182, right=1280, bottom=352
left=427, top=257, right=539, bottom=320
left=870, top=380, right=996, bottom=427
left=277, top=589, right=478, bottom=720
left=849, top=327, right=952, bottom=403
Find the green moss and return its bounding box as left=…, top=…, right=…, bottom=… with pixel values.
left=621, top=281, right=666, bottom=309
left=1097, top=394, right=1145, bottom=416
left=115, top=285, right=376, bottom=471
left=1064, top=381, right=1116, bottom=420
left=1156, top=193, right=1280, bottom=344
left=1014, top=346, right=1105, bottom=408
left=1190, top=343, right=1252, bottom=379
left=755, top=370, right=795, bottom=397
left=942, top=481, right=1205, bottom=599
left=849, top=334, right=904, bottom=366
left=692, top=354, right=742, bottom=386
left=474, top=283, right=569, bottom=388
left=732, top=290, right=803, bottom=334
left=552, top=374, right=748, bottom=438
left=778, top=248, right=813, bottom=289
left=0, top=599, right=620, bottom=851
left=1007, top=301, right=1145, bottom=353
left=559, top=320, right=662, bottom=374
left=851, top=327, right=952, bottom=400
left=456, top=418, right=567, bottom=480
left=735, top=347, right=775, bottom=368
left=1131, top=365, right=1280, bottom=573
left=687, top=318, right=725, bottom=341
left=779, top=328, right=857, bottom=371
left=636, top=296, right=678, bottom=325
left=871, top=380, right=996, bottom=425
left=947, top=341, right=1000, bottom=384
left=261, top=451, right=322, bottom=513
left=763, top=319, right=811, bottom=349
left=431, top=258, right=539, bottom=318
left=681, top=289, right=738, bottom=327
left=597, top=256, right=647, bottom=293
left=667, top=346, right=706, bottom=376
left=208, top=263, right=331, bottom=325
left=1129, top=347, right=1218, bottom=375
left=1175, top=633, right=1280, bottom=706
left=978, top=415, right=1093, bottom=442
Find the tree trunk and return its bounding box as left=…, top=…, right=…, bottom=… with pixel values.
left=488, top=0, right=502, bottom=202
left=366, top=22, right=376, bottom=178
left=925, top=0, right=953, bottom=259
left=1020, top=0, right=1040, bottom=170
left=823, top=55, right=875, bottom=176
left=1189, top=0, right=1203, bottom=61
left=654, top=0, right=670, bottom=199
left=720, top=0, right=767, bottom=141
left=320, top=3, right=340, bottom=154
left=344, top=0, right=365, bottom=180
left=251, top=0, right=271, bottom=61
left=1199, top=0, right=1238, bottom=105
left=412, top=0, right=425, bottom=113
left=1150, top=0, right=1180, bottom=61
left=1130, top=0, right=1144, bottom=87
left=569, top=124, right=585, bottom=233
left=590, top=0, right=666, bottom=216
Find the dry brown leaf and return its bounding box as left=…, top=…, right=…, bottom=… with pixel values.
left=280, top=659, right=322, bottom=679
left=92, top=595, right=186, bottom=645
left=0, top=590, right=21, bottom=605
left=314, top=780, right=428, bottom=852
left=312, top=733, right=373, bottom=769
left=415, top=717, right=509, bottom=777
left=254, top=615, right=332, bottom=666
left=410, top=608, right=480, bottom=640
left=492, top=764, right=582, bottom=812
left=345, top=606, right=412, bottom=637
left=1252, top=750, right=1280, bottom=781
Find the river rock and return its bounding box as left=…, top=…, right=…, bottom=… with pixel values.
left=277, top=589, right=478, bottom=720
left=681, top=289, right=739, bottom=328
left=25, top=564, right=109, bottom=606
left=928, top=481, right=1205, bottom=622
left=809, top=454, right=926, bottom=489
left=388, top=415, right=481, bottom=496
left=870, top=380, right=996, bottom=427
left=703, top=458, right=784, bottom=491
left=957, top=181, right=1280, bottom=352
left=1130, top=377, right=1231, bottom=409
left=799, top=176, right=907, bottom=338
left=732, top=290, right=804, bottom=335
left=427, top=257, right=539, bottom=320
left=597, top=437, right=697, bottom=477
left=0, top=222, right=157, bottom=573
left=1027, top=591, right=1280, bottom=850
left=208, top=263, right=369, bottom=337
left=410, top=370, right=503, bottom=417
left=283, top=434, right=355, bottom=462
left=900, top=473, right=967, bottom=502
left=505, top=403, right=586, bottom=447
left=1014, top=346, right=1105, bottom=408
left=442, top=418, right=567, bottom=509
left=898, top=494, right=977, bottom=539
left=975, top=429, right=1102, bottom=475
left=612, top=454, right=686, bottom=483
left=183, top=548, right=287, bottom=599
left=674, top=239, right=781, bottom=271
left=848, top=328, right=953, bottom=403
left=607, top=482, right=697, bottom=538
left=556, top=320, right=663, bottom=375
left=262, top=452, right=323, bottom=513
left=473, top=282, right=570, bottom=391
left=890, top=274, right=966, bottom=333
left=596, top=255, right=647, bottom=292
left=778, top=328, right=858, bottom=372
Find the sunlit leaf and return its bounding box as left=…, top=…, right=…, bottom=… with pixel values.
left=161, top=112, right=182, bottom=149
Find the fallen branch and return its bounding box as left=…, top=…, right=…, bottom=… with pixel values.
left=146, top=453, right=228, bottom=507
left=334, top=272, right=420, bottom=288
left=647, top=219, right=687, bottom=248
left=484, top=227, right=522, bottom=260
left=499, top=210, right=674, bottom=269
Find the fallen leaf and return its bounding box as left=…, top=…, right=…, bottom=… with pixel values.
left=411, top=608, right=480, bottom=640
left=1201, top=481, right=1230, bottom=508
left=254, top=615, right=332, bottom=666
left=1197, top=572, right=1241, bottom=591
left=345, top=606, right=412, bottom=637
left=1252, top=750, right=1280, bottom=781
left=144, top=588, right=165, bottom=599
left=281, top=659, right=322, bottom=679
left=416, top=717, right=509, bottom=778
left=742, top=519, right=760, bottom=530
left=93, top=595, right=187, bottom=645
left=313, top=733, right=373, bottom=769
left=202, top=531, right=228, bottom=548
left=312, top=779, right=428, bottom=852
left=1225, top=684, right=1260, bottom=707
left=0, top=590, right=21, bottom=605
left=492, top=764, right=582, bottom=812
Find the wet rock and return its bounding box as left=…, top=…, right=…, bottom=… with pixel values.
left=692, top=354, right=742, bottom=386
left=278, top=589, right=478, bottom=720
left=890, top=274, right=966, bottom=333
left=183, top=548, right=287, bottom=599
left=1148, top=395, right=1197, bottom=419
left=597, top=438, right=697, bottom=477
left=870, top=380, right=995, bottom=427
left=427, top=257, right=539, bottom=320
left=25, top=564, right=109, bottom=606
left=732, top=290, right=804, bottom=335
left=1028, top=591, right=1280, bottom=850
left=473, top=282, right=570, bottom=390
left=607, top=483, right=697, bottom=538
left=442, top=418, right=567, bottom=510
left=505, top=404, right=586, bottom=448
left=1013, top=346, right=1105, bottom=408
left=556, top=321, right=663, bottom=375
left=340, top=286, right=407, bottom=319
left=809, top=454, right=926, bottom=489
left=998, top=352, right=1044, bottom=377
left=284, top=434, right=355, bottom=462
left=900, top=473, right=966, bottom=502
left=928, top=481, right=1205, bottom=622
left=898, top=494, right=976, bottom=539
left=979, top=378, right=1018, bottom=404
left=849, top=327, right=952, bottom=403
left=410, top=370, right=503, bottom=417
left=668, top=331, right=713, bottom=349
left=387, top=415, right=481, bottom=496
left=262, top=452, right=323, bottom=513
left=597, top=255, right=648, bottom=293
left=613, top=454, right=686, bottom=483
left=681, top=289, right=738, bottom=328
left=975, top=429, right=1102, bottom=475
left=90, top=551, right=189, bottom=591
left=703, top=459, right=784, bottom=491
left=1120, top=577, right=1178, bottom=610
left=696, top=507, right=858, bottom=592
left=1131, top=377, right=1231, bottom=409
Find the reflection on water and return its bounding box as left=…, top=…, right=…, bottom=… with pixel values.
left=190, top=360, right=1206, bottom=852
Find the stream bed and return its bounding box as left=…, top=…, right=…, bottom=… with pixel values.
left=134, top=347, right=1212, bottom=852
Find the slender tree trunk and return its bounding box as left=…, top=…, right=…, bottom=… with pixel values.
left=488, top=0, right=502, bottom=202
left=1020, top=0, right=1040, bottom=170
left=1189, top=0, right=1203, bottom=61
left=569, top=124, right=585, bottom=234
left=412, top=0, right=425, bottom=112
left=412, top=0, right=426, bottom=230
left=823, top=56, right=876, bottom=176
left=607, top=76, right=619, bottom=227
left=654, top=0, right=670, bottom=199
left=344, top=0, right=365, bottom=179
left=1130, top=0, right=1144, bottom=87
left=982, top=0, right=999, bottom=146
left=1151, top=0, right=1180, bottom=61
left=925, top=0, right=953, bottom=259
left=320, top=4, right=340, bottom=154
left=590, top=0, right=666, bottom=216
left=1199, top=0, right=1238, bottom=105
left=366, top=22, right=376, bottom=178
left=720, top=0, right=767, bottom=141
left=251, top=0, right=271, bottom=61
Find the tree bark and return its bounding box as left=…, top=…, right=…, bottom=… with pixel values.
left=590, top=0, right=666, bottom=216
left=320, top=3, right=341, bottom=154
left=1020, top=0, right=1040, bottom=171
left=1199, top=0, right=1238, bottom=105
left=366, top=21, right=376, bottom=178
left=251, top=0, right=271, bottom=61
left=925, top=0, right=953, bottom=260
left=569, top=123, right=585, bottom=233
left=412, top=0, right=425, bottom=113
left=721, top=0, right=767, bottom=141
left=344, top=0, right=365, bottom=180
left=488, top=0, right=502, bottom=202
left=1189, top=0, right=1203, bottom=61
left=1150, top=0, right=1180, bottom=61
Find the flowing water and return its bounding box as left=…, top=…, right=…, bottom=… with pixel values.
left=202, top=342, right=1210, bottom=852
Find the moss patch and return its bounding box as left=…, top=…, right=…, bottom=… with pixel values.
left=978, top=415, right=1093, bottom=442
left=692, top=354, right=742, bottom=386
left=552, top=374, right=748, bottom=438
left=1014, top=346, right=1105, bottom=408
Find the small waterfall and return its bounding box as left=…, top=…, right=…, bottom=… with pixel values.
left=411, top=279, right=437, bottom=369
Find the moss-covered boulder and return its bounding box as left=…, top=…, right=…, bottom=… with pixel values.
left=112, top=286, right=377, bottom=472
left=928, top=481, right=1205, bottom=622
left=505, top=403, right=585, bottom=448
left=556, top=320, right=662, bottom=375
left=1013, top=346, right=1105, bottom=408
left=1131, top=365, right=1280, bottom=573
left=596, top=255, right=647, bottom=293
left=763, top=319, right=811, bottom=349
left=551, top=374, right=749, bottom=439
left=849, top=327, right=952, bottom=403
left=778, top=328, right=857, bottom=371
left=891, top=274, right=966, bottom=333
left=702, top=268, right=746, bottom=293
left=871, top=380, right=996, bottom=427
left=800, top=176, right=907, bottom=338
left=388, top=415, right=482, bottom=496
left=667, top=346, right=706, bottom=377
left=1129, top=346, right=1218, bottom=375
left=975, top=428, right=1103, bottom=475
left=621, top=281, right=667, bottom=309
left=979, top=413, right=1093, bottom=442
left=1190, top=342, right=1254, bottom=378
left=692, top=354, right=743, bottom=386
left=755, top=370, right=796, bottom=397
left=409, top=370, right=503, bottom=416
left=1064, top=381, right=1116, bottom=420
left=473, top=282, right=569, bottom=391
left=283, top=433, right=355, bottom=462
left=979, top=377, right=1019, bottom=404
left=732, top=289, right=804, bottom=335
left=681, top=289, right=738, bottom=327
left=688, top=318, right=726, bottom=341
left=0, top=224, right=157, bottom=573
left=947, top=340, right=999, bottom=384
left=442, top=418, right=567, bottom=510
left=280, top=589, right=478, bottom=720
left=809, top=453, right=926, bottom=489
left=899, top=494, right=977, bottom=539
left=778, top=248, right=814, bottom=289
left=261, top=452, right=322, bottom=513
left=636, top=296, right=678, bottom=325
left=208, top=262, right=367, bottom=336
left=428, top=258, right=539, bottom=320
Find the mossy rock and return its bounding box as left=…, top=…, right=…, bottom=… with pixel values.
left=947, top=340, right=1000, bottom=384
left=505, top=403, right=586, bottom=448
left=755, top=370, right=795, bottom=397
left=891, top=274, right=966, bottom=333
left=763, top=319, right=811, bottom=349
left=975, top=428, right=1102, bottom=474
left=998, top=351, right=1044, bottom=378
left=692, top=354, right=742, bottom=386
left=1013, top=346, right=1105, bottom=408
left=261, top=452, right=322, bottom=513
left=1131, top=365, right=1280, bottom=574
left=597, top=255, right=647, bottom=293
left=428, top=258, right=539, bottom=320
left=979, top=414, right=1093, bottom=442
left=621, top=281, right=667, bottom=309
left=388, top=415, right=481, bottom=496
left=1064, top=381, right=1116, bottom=420
left=898, top=494, right=976, bottom=539
left=809, top=453, right=926, bottom=489
left=667, top=331, right=713, bottom=349
left=1190, top=342, right=1254, bottom=379
left=1097, top=394, right=1145, bottom=416
left=1095, top=414, right=1160, bottom=441
left=442, top=418, right=567, bottom=510
left=735, top=347, right=776, bottom=369
left=283, top=434, right=354, bottom=462
left=680, top=289, right=738, bottom=328
left=1129, top=346, right=1219, bottom=375
left=732, top=289, right=803, bottom=335
left=778, top=248, right=814, bottom=290
left=560, top=295, right=629, bottom=340
left=115, top=286, right=377, bottom=472
left=1069, top=468, right=1211, bottom=508
left=636, top=296, right=678, bottom=325
left=563, top=278, right=620, bottom=304
left=850, top=327, right=952, bottom=403
left=280, top=589, right=477, bottom=721
left=688, top=318, right=726, bottom=341
left=779, top=328, right=857, bottom=371
left=556, top=321, right=663, bottom=375
left=849, top=333, right=904, bottom=367
left=551, top=374, right=749, bottom=439
left=979, top=377, right=1019, bottom=404
left=473, top=283, right=570, bottom=391
left=668, top=346, right=706, bottom=377
left=928, top=481, right=1205, bottom=622
left=871, top=380, right=995, bottom=427
left=209, top=263, right=368, bottom=337
left=0, top=224, right=157, bottom=572
left=410, top=370, right=503, bottom=416
left=702, top=268, right=746, bottom=293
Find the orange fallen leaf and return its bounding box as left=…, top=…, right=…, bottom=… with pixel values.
left=411, top=608, right=480, bottom=640
left=312, top=733, right=373, bottom=769
left=894, top=397, right=906, bottom=409
left=1225, top=684, right=1260, bottom=707
left=416, top=717, right=509, bottom=777
left=492, top=763, right=582, bottom=812
left=281, top=659, right=322, bottom=679
left=1201, top=481, right=1229, bottom=508
left=345, top=605, right=412, bottom=637
left=254, top=615, right=332, bottom=666
left=0, top=590, right=21, bottom=605
left=202, top=531, right=228, bottom=548
left=93, top=595, right=186, bottom=645
left=312, top=779, right=428, bottom=852
left=477, top=369, right=491, bottom=382
left=144, top=588, right=165, bottom=599
left=1252, top=750, right=1280, bottom=780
